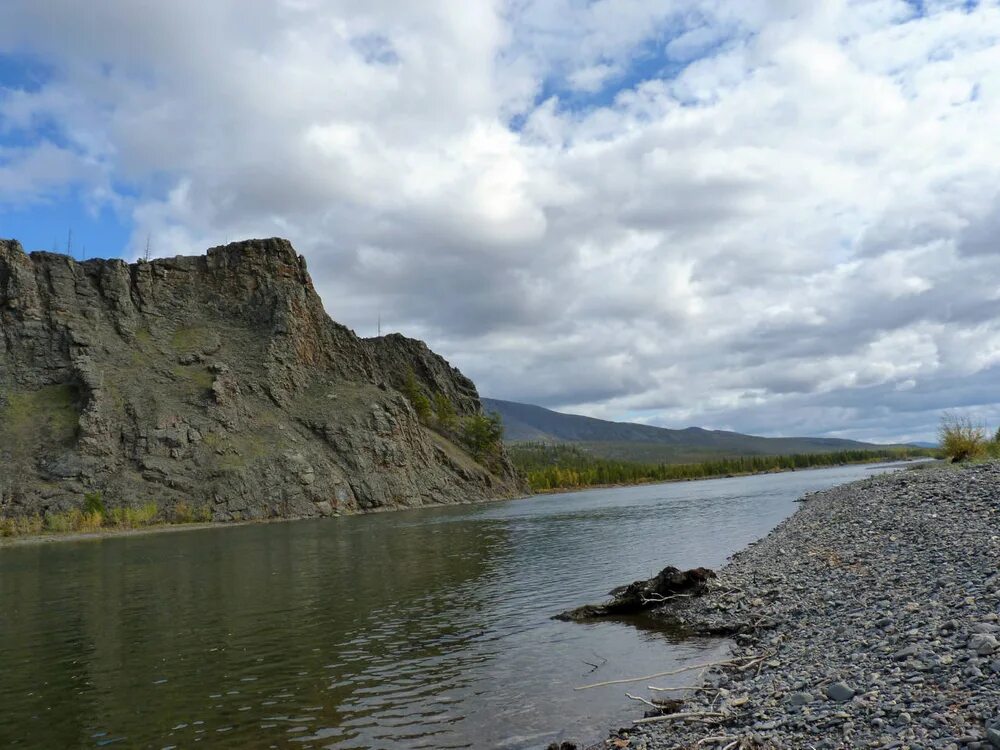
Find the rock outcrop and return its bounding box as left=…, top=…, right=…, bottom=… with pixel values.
left=553, top=566, right=717, bottom=621
left=0, top=238, right=526, bottom=521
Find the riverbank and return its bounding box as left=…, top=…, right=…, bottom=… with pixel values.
left=598, top=461, right=999, bottom=749
left=533, top=458, right=937, bottom=495
left=0, top=519, right=257, bottom=547
left=516, top=447, right=938, bottom=493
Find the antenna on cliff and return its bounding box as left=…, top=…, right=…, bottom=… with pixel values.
left=378, top=312, right=382, bottom=337
left=66, top=228, right=73, bottom=257
left=144, top=234, right=151, bottom=262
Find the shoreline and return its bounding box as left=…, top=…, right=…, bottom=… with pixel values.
left=0, top=488, right=530, bottom=549
left=0, top=519, right=264, bottom=548
left=532, top=457, right=936, bottom=495
left=2, top=461, right=935, bottom=549
left=592, top=461, right=999, bottom=749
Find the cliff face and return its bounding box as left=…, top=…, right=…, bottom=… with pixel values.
left=0, top=238, right=525, bottom=521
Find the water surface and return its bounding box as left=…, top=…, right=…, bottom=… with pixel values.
left=0, top=463, right=902, bottom=748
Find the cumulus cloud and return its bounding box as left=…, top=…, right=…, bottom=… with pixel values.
left=2, top=0, right=1000, bottom=441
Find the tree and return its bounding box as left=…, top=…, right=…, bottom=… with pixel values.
left=463, top=411, right=504, bottom=461
left=434, top=393, right=456, bottom=430
left=402, top=369, right=432, bottom=423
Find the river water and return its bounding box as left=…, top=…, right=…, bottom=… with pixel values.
left=0, top=463, right=903, bottom=749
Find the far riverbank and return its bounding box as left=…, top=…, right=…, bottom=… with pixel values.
left=532, top=456, right=937, bottom=495
left=594, top=461, right=999, bottom=749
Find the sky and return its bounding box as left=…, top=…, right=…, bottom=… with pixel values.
left=2, top=0, right=1000, bottom=443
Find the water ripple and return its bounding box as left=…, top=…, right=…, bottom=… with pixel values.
left=0, top=463, right=899, bottom=748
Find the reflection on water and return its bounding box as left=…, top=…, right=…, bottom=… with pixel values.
left=0, top=463, right=901, bottom=748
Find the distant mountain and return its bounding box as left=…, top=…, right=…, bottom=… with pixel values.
left=482, top=397, right=910, bottom=463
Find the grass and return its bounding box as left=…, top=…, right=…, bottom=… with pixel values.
left=0, top=495, right=212, bottom=539
left=44, top=509, right=105, bottom=533
left=106, top=503, right=159, bottom=529
left=1, top=384, right=81, bottom=448
left=172, top=501, right=213, bottom=523
left=171, top=364, right=215, bottom=390
left=0, top=515, right=44, bottom=537
left=170, top=326, right=214, bottom=354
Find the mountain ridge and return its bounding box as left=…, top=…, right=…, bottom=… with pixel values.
left=483, top=397, right=907, bottom=463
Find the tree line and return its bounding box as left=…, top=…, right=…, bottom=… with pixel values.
left=508, top=443, right=937, bottom=492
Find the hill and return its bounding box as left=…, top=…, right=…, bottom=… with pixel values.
left=482, top=397, right=906, bottom=463
left=0, top=238, right=524, bottom=523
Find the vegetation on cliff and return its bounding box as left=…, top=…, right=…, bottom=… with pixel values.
left=0, top=238, right=525, bottom=524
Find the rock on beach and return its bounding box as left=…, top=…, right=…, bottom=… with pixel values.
left=602, top=462, right=1000, bottom=750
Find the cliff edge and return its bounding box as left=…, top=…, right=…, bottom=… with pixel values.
left=0, top=238, right=526, bottom=521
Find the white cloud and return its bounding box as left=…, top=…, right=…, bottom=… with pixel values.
left=2, top=0, right=1000, bottom=441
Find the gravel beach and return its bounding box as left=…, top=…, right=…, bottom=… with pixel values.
left=602, top=462, right=1000, bottom=750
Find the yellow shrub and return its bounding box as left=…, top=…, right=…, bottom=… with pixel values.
left=939, top=413, right=987, bottom=461
left=0, top=515, right=44, bottom=537
left=46, top=510, right=81, bottom=533
left=109, top=503, right=159, bottom=528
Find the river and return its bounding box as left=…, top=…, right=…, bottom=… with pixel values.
left=0, top=462, right=905, bottom=749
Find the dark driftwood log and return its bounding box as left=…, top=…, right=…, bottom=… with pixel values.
left=554, top=566, right=716, bottom=621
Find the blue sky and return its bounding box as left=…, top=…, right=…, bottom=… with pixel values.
left=2, top=0, right=1000, bottom=443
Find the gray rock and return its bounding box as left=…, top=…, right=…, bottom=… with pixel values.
left=825, top=682, right=855, bottom=702
left=969, top=634, right=999, bottom=656
left=0, top=239, right=527, bottom=521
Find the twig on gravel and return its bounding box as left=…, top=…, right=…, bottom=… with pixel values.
left=575, top=656, right=764, bottom=690
left=625, top=692, right=659, bottom=709
left=648, top=684, right=716, bottom=693
left=695, top=737, right=737, bottom=747
left=632, top=710, right=726, bottom=726
left=640, top=592, right=698, bottom=605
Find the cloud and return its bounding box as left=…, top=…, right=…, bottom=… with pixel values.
left=3, top=0, right=1000, bottom=441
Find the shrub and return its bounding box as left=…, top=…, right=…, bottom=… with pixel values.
left=0, top=515, right=44, bottom=537
left=45, top=509, right=82, bottom=533
left=172, top=501, right=211, bottom=523
left=109, top=503, right=159, bottom=528
left=44, top=509, right=102, bottom=533
left=939, top=413, right=987, bottom=462
left=84, top=491, right=106, bottom=516
left=173, top=501, right=194, bottom=523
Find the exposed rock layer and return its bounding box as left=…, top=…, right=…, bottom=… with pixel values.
left=0, top=238, right=525, bottom=521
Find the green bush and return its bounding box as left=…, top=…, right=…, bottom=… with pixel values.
left=462, top=412, right=504, bottom=461
left=402, top=370, right=432, bottom=423
left=434, top=393, right=457, bottom=430
left=939, top=414, right=987, bottom=462
left=84, top=491, right=106, bottom=516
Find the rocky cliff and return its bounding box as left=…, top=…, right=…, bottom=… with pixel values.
left=0, top=238, right=526, bottom=521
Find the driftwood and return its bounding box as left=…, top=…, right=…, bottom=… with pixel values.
left=575, top=655, right=764, bottom=691
left=553, top=566, right=716, bottom=621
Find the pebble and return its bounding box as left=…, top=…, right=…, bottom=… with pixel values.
left=610, top=462, right=1000, bottom=750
